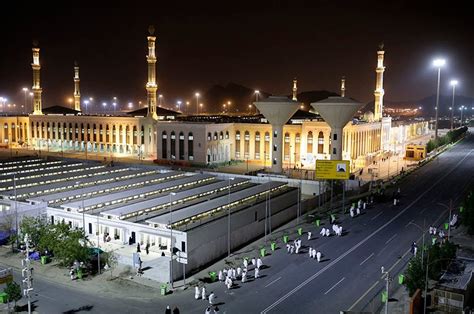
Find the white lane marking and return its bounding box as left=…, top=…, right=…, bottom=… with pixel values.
left=36, top=293, right=57, bottom=301
left=324, top=277, right=345, bottom=295
left=260, top=149, right=473, bottom=314
left=360, top=253, right=374, bottom=266
left=371, top=212, right=383, bottom=221
left=348, top=280, right=380, bottom=311
left=264, top=277, right=282, bottom=288
left=385, top=233, right=398, bottom=245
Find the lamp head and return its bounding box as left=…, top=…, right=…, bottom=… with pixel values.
left=450, top=80, right=458, bottom=86
left=433, top=59, right=446, bottom=67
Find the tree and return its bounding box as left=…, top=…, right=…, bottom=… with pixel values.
left=4, top=281, right=22, bottom=308
left=404, top=255, right=425, bottom=296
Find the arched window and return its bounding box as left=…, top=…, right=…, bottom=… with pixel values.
left=318, top=131, right=324, bottom=154
left=295, top=133, right=301, bottom=164
left=170, top=131, right=176, bottom=159
left=87, top=124, right=91, bottom=141
left=112, top=125, right=116, bottom=143
left=188, top=132, right=194, bottom=160
left=264, top=132, right=270, bottom=160
left=307, top=131, right=313, bottom=154
left=125, top=125, right=130, bottom=144
left=161, top=131, right=167, bottom=159
left=11, top=123, right=16, bottom=142
left=225, top=131, right=229, bottom=139
left=213, top=132, right=218, bottom=141
left=244, top=131, right=250, bottom=158
left=133, top=126, right=138, bottom=145
left=235, top=131, right=241, bottom=158
left=3, top=123, right=8, bottom=142
left=255, top=131, right=261, bottom=159
left=207, top=132, right=211, bottom=141
left=179, top=132, right=185, bottom=160
left=284, top=132, right=290, bottom=161
left=219, top=131, right=223, bottom=140
left=140, top=126, right=145, bottom=145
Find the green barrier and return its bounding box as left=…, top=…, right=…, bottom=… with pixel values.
left=398, top=274, right=404, bottom=284
left=260, top=248, right=266, bottom=257
left=0, top=292, right=8, bottom=304
left=283, top=235, right=289, bottom=243
left=160, top=284, right=167, bottom=296
left=297, top=228, right=303, bottom=236
left=271, top=242, right=276, bottom=251
left=444, top=223, right=449, bottom=230
left=209, top=271, right=217, bottom=282
left=381, top=291, right=388, bottom=303
left=41, top=256, right=48, bottom=265
left=316, top=219, right=320, bottom=227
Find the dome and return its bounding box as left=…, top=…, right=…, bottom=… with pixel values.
left=363, top=111, right=375, bottom=122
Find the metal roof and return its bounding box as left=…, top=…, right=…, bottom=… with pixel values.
left=146, top=181, right=286, bottom=226
left=29, top=171, right=183, bottom=205
left=61, top=173, right=215, bottom=212
left=0, top=162, right=89, bottom=181
left=101, top=177, right=249, bottom=220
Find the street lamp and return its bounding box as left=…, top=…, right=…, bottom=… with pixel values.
left=227, top=178, right=235, bottom=257
left=84, top=100, right=89, bottom=114
left=438, top=200, right=453, bottom=241
left=128, top=102, right=133, bottom=109
left=0, top=97, right=6, bottom=113
left=76, top=181, right=85, bottom=230
left=459, top=106, right=465, bottom=126
left=433, top=58, right=445, bottom=140
left=381, top=267, right=390, bottom=314
left=254, top=90, right=260, bottom=114
left=112, top=102, right=117, bottom=115
left=195, top=92, right=200, bottom=114
left=102, top=102, right=107, bottom=114
left=22, top=88, right=28, bottom=114
left=449, top=80, right=458, bottom=130
left=176, top=100, right=182, bottom=112
left=158, top=94, right=163, bottom=108
left=408, top=219, right=427, bottom=267
left=169, top=192, right=176, bottom=288
left=185, top=101, right=190, bottom=114
left=199, top=103, right=203, bottom=114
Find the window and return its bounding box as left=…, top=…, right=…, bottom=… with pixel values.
left=244, top=131, right=250, bottom=158
left=219, top=131, right=223, bottom=140
left=225, top=131, right=229, bottom=139
left=255, top=132, right=260, bottom=159
left=170, top=131, right=176, bottom=159
left=213, top=132, right=218, bottom=140
left=284, top=132, right=290, bottom=161
left=295, top=133, right=300, bottom=163
left=207, top=132, right=211, bottom=141
left=333, top=133, right=337, bottom=141
left=318, top=132, right=324, bottom=154
left=235, top=131, right=240, bottom=158
left=179, top=132, right=184, bottom=160
left=188, top=132, right=194, bottom=160
left=161, top=131, right=167, bottom=159
left=264, top=132, right=270, bottom=160
left=307, top=131, right=313, bottom=154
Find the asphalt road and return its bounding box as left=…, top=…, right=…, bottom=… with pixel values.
left=1, top=131, right=472, bottom=314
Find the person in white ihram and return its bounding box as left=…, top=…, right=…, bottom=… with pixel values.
left=256, top=257, right=263, bottom=270
left=201, top=286, right=206, bottom=300
left=316, top=250, right=322, bottom=262
left=208, top=291, right=215, bottom=305
left=195, top=286, right=200, bottom=300
left=307, top=231, right=312, bottom=241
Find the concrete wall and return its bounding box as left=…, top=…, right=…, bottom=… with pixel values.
left=183, top=188, right=298, bottom=276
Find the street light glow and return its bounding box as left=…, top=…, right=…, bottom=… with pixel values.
left=22, top=87, right=28, bottom=92
left=450, top=79, right=458, bottom=86
left=195, top=92, right=200, bottom=97
left=433, top=58, right=446, bottom=67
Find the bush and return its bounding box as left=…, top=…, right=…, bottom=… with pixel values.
left=426, top=126, right=468, bottom=153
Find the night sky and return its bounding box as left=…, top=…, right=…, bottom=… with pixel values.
left=0, top=1, right=472, bottom=110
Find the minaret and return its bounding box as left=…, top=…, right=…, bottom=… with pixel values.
left=340, top=76, right=346, bottom=97
left=31, top=42, right=43, bottom=115
left=292, top=78, right=298, bottom=101
left=73, top=61, right=81, bottom=111
left=374, top=44, right=385, bottom=121
left=146, top=25, right=158, bottom=120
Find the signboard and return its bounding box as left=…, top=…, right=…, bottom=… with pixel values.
left=315, top=160, right=350, bottom=180
left=176, top=252, right=188, bottom=264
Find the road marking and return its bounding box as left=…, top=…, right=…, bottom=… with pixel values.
left=405, top=220, right=414, bottom=228
left=36, top=292, right=56, bottom=301
left=371, top=212, right=383, bottom=221
left=348, top=280, right=379, bottom=311
left=324, top=277, right=345, bottom=295
left=264, top=277, right=282, bottom=288
left=260, top=149, right=472, bottom=314
left=360, top=253, right=374, bottom=266
left=385, top=233, right=398, bottom=245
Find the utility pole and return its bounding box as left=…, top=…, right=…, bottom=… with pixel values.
left=22, top=234, right=33, bottom=314
left=381, top=267, right=390, bottom=314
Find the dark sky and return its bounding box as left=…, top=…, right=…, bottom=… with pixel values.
left=0, top=1, right=472, bottom=110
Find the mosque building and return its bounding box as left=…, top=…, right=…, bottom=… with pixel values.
left=0, top=28, right=428, bottom=172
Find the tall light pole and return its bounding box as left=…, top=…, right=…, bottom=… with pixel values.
left=112, top=102, right=117, bottom=115
left=102, top=102, right=107, bottom=114
left=408, top=219, right=426, bottom=268
left=169, top=192, right=176, bottom=288
left=176, top=100, right=182, bottom=112
left=438, top=200, right=453, bottom=241
left=195, top=93, right=200, bottom=115
left=227, top=178, right=234, bottom=257
left=459, top=106, right=465, bottom=126
left=449, top=80, right=458, bottom=130
left=381, top=267, right=390, bottom=314
left=84, top=100, right=89, bottom=115
left=76, top=181, right=85, bottom=230
left=433, top=58, right=445, bottom=140
left=158, top=94, right=163, bottom=108
left=254, top=90, right=260, bottom=114
left=22, top=88, right=28, bottom=115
